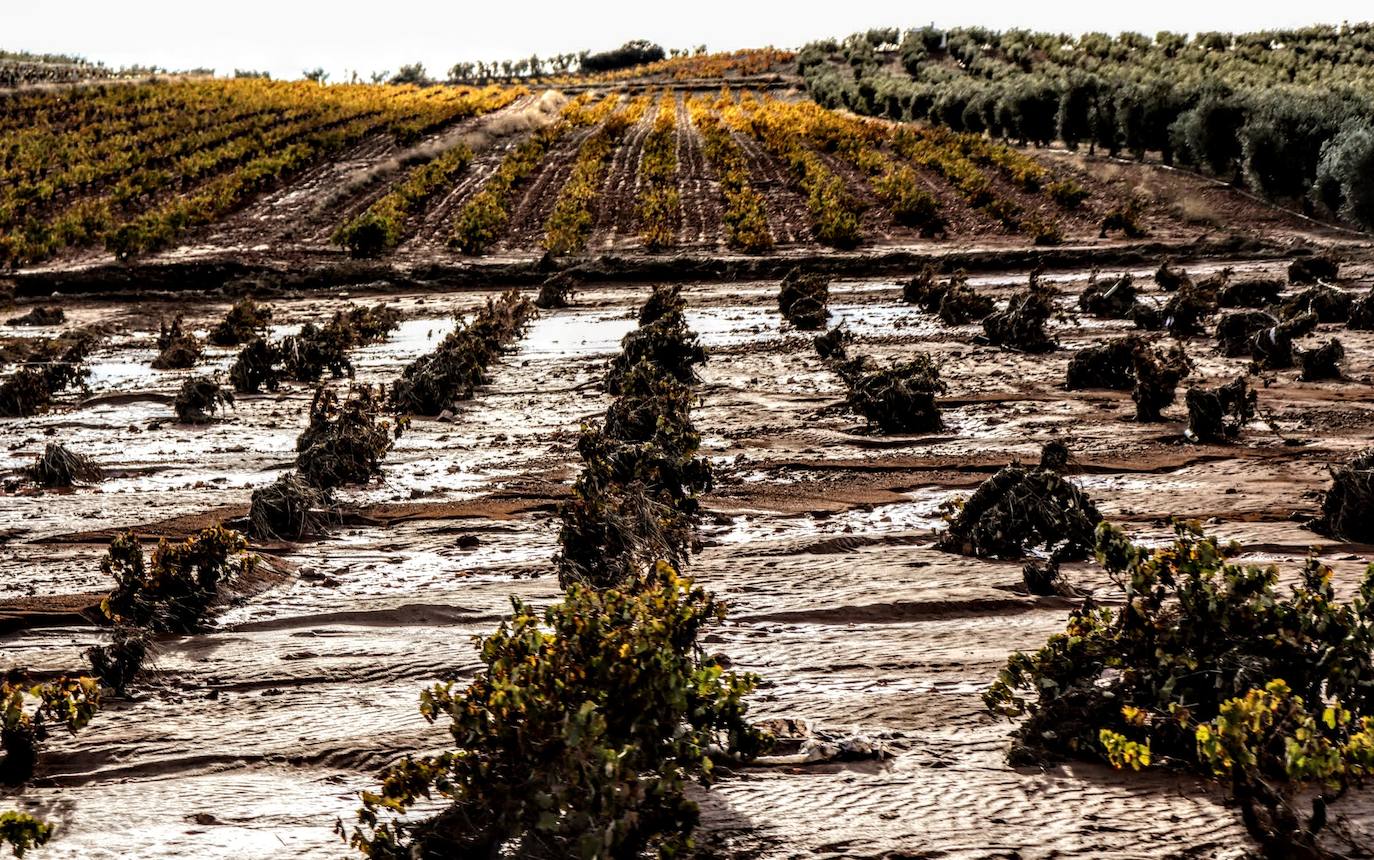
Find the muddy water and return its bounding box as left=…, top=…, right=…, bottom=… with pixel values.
left=4, top=260, right=1374, bottom=857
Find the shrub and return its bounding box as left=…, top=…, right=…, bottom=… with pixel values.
left=982, top=278, right=1059, bottom=353
left=1048, top=179, right=1089, bottom=209
left=777, top=270, right=830, bottom=330
left=1217, top=278, right=1283, bottom=309
left=99, top=526, right=255, bottom=632
left=1078, top=273, right=1137, bottom=319
left=229, top=337, right=284, bottom=394
left=940, top=443, right=1102, bottom=561
left=1065, top=336, right=1142, bottom=391
left=0, top=676, right=99, bottom=787
left=1299, top=338, right=1345, bottom=381
left=1216, top=310, right=1278, bottom=357
left=4, top=307, right=63, bottom=327
left=346, top=564, right=765, bottom=860
left=1099, top=204, right=1147, bottom=238
left=838, top=354, right=946, bottom=433
left=151, top=315, right=202, bottom=369
left=24, top=442, right=102, bottom=488
left=1314, top=449, right=1374, bottom=543
left=534, top=273, right=575, bottom=309
left=813, top=325, right=853, bottom=361
left=1288, top=254, right=1340, bottom=285
left=1186, top=376, right=1257, bottom=442
left=248, top=472, right=331, bottom=539
left=296, top=386, right=399, bottom=489
left=937, top=278, right=995, bottom=324
left=986, top=521, right=1374, bottom=858
left=173, top=375, right=233, bottom=423
left=390, top=290, right=535, bottom=415
left=208, top=298, right=272, bottom=346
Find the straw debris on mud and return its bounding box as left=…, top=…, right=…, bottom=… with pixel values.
left=248, top=472, right=331, bottom=540
left=23, top=442, right=102, bottom=488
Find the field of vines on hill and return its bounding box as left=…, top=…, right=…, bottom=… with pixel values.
left=0, top=79, right=522, bottom=265
left=802, top=24, right=1374, bottom=229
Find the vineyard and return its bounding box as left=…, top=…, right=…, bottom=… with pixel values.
left=3, top=25, right=1374, bottom=860
left=7, top=79, right=1317, bottom=275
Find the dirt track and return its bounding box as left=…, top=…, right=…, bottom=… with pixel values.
left=5, top=251, right=1374, bottom=856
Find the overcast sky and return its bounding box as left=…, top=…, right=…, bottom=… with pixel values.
left=5, top=1, right=1371, bottom=81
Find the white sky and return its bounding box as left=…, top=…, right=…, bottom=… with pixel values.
left=4, top=1, right=1371, bottom=81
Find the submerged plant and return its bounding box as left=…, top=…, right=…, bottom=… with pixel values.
left=5, top=307, right=64, bottom=327
left=173, top=375, right=233, bottom=423
left=1078, top=273, right=1137, bottom=319
left=85, top=627, right=150, bottom=696
left=0, top=676, right=100, bottom=787
left=208, top=298, right=272, bottom=346
left=1282, top=285, right=1354, bottom=324
left=777, top=269, right=830, bottom=330
left=1131, top=342, right=1192, bottom=422
left=1313, top=449, right=1374, bottom=543
left=937, top=277, right=995, bottom=325
left=1217, top=278, right=1283, bottom=309
left=151, top=315, right=202, bottom=369
left=1252, top=312, right=1318, bottom=371
left=296, top=386, right=400, bottom=489
left=940, top=443, right=1102, bottom=561
left=982, top=277, right=1060, bottom=353
left=1288, top=254, right=1339, bottom=285
left=1153, top=260, right=1191, bottom=292
left=248, top=473, right=331, bottom=540
left=1216, top=310, right=1279, bottom=357
left=534, top=273, right=576, bottom=310
left=1065, top=336, right=1145, bottom=391
left=390, top=290, right=535, bottom=415
left=229, top=337, right=284, bottom=394
left=1186, top=376, right=1257, bottom=443
left=1299, top=338, right=1345, bottom=381
left=813, top=324, right=853, bottom=361
left=838, top=354, right=946, bottom=433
